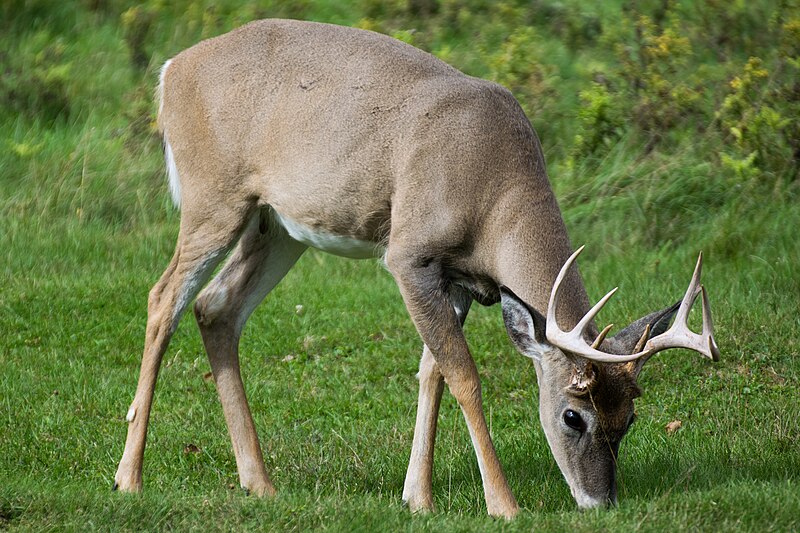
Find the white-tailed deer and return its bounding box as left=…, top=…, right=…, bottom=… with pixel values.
left=113, top=19, right=720, bottom=518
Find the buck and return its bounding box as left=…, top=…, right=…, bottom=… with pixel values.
left=113, top=19, right=720, bottom=518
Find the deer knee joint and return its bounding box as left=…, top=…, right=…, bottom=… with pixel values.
left=444, top=369, right=481, bottom=406
left=194, top=285, right=229, bottom=326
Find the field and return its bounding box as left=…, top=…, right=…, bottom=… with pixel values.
left=1, top=1, right=799, bottom=531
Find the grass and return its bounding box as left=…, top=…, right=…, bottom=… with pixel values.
left=1, top=213, right=798, bottom=531
left=1, top=0, right=799, bottom=530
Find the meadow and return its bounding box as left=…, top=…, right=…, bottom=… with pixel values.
left=1, top=1, right=798, bottom=530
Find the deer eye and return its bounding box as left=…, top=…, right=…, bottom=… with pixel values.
left=563, top=409, right=585, bottom=432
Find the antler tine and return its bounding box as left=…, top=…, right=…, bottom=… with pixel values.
left=673, top=252, right=703, bottom=326
left=633, top=323, right=651, bottom=353
left=643, top=253, right=720, bottom=361
left=546, top=246, right=651, bottom=364
left=592, top=323, right=615, bottom=349
left=576, top=287, right=618, bottom=338
left=547, top=245, right=585, bottom=329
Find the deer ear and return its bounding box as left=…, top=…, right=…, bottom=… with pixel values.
left=500, top=286, right=549, bottom=361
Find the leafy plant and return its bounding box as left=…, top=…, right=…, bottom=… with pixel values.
left=716, top=52, right=798, bottom=187
left=571, top=82, right=624, bottom=159
left=482, top=26, right=558, bottom=125
left=0, top=31, right=73, bottom=123
left=616, top=13, right=700, bottom=137
left=121, top=5, right=156, bottom=70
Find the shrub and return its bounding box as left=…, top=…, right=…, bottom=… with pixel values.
left=482, top=26, right=557, bottom=120
left=0, top=31, right=73, bottom=123
left=615, top=14, right=700, bottom=136
left=571, top=82, right=624, bottom=159
left=716, top=53, right=798, bottom=186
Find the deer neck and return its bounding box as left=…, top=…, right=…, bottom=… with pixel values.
left=488, top=186, right=596, bottom=336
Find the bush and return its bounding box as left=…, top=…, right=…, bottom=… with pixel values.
left=571, top=82, right=624, bottom=159
left=716, top=23, right=800, bottom=187
left=0, top=31, right=73, bottom=123
left=482, top=26, right=557, bottom=119
left=615, top=13, right=700, bottom=137
left=121, top=5, right=156, bottom=71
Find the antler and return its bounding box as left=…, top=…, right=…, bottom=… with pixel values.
left=546, top=247, right=720, bottom=363
left=638, top=253, right=721, bottom=361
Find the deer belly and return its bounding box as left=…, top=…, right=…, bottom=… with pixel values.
left=273, top=210, right=383, bottom=259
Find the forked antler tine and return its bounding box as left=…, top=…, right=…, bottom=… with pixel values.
left=546, top=246, right=618, bottom=342
left=643, top=253, right=720, bottom=361
left=592, top=323, right=615, bottom=349
left=546, top=246, right=651, bottom=363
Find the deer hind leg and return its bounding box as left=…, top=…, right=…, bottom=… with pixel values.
left=403, top=290, right=471, bottom=513
left=114, top=202, right=250, bottom=493
left=194, top=209, right=306, bottom=496
left=387, top=251, right=518, bottom=518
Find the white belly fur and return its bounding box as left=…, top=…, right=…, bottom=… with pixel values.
left=273, top=210, right=383, bottom=259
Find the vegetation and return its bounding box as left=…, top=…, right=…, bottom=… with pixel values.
left=1, top=0, right=798, bottom=530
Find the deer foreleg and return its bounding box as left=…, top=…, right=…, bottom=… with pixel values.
left=388, top=254, right=518, bottom=519
left=403, top=290, right=471, bottom=512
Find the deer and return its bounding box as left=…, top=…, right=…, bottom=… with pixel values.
left=113, top=19, right=720, bottom=518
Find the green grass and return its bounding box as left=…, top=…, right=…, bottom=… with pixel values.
left=1, top=215, right=798, bottom=531
left=2, top=0, right=799, bottom=530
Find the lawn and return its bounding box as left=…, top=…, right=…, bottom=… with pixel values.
left=2, top=206, right=798, bottom=531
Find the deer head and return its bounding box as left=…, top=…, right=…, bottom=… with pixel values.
left=501, top=247, right=719, bottom=508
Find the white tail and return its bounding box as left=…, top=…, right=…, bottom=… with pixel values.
left=114, top=20, right=719, bottom=518
left=157, top=59, right=181, bottom=207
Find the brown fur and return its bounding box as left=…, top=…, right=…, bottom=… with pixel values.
left=589, top=364, right=641, bottom=441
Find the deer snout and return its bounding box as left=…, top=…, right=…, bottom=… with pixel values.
left=573, top=491, right=610, bottom=509
left=572, top=482, right=617, bottom=509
